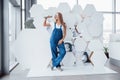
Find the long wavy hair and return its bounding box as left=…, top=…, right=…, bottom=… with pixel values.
left=57, top=12, right=64, bottom=24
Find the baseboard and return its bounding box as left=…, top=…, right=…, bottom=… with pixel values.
left=110, top=58, right=120, bottom=67
left=9, top=62, right=19, bottom=72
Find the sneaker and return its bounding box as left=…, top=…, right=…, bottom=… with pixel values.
left=56, top=67, right=63, bottom=71
left=47, top=60, right=52, bottom=68
left=51, top=66, right=54, bottom=71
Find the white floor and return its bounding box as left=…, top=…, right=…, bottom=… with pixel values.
left=27, top=52, right=117, bottom=77
left=13, top=29, right=117, bottom=77
left=27, top=64, right=116, bottom=77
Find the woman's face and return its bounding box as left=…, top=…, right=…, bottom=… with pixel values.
left=54, top=13, right=59, bottom=22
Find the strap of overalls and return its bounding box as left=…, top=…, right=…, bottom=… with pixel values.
left=54, top=22, right=56, bottom=28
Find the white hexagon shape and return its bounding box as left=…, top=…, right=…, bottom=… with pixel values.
left=72, top=4, right=83, bottom=15
left=82, top=16, right=91, bottom=26
left=90, top=50, right=107, bottom=67
left=63, top=13, right=77, bottom=28
left=87, top=23, right=103, bottom=38
left=88, top=40, right=106, bottom=67
left=77, top=23, right=92, bottom=41
left=73, top=13, right=82, bottom=25
left=30, top=4, right=44, bottom=17
left=82, top=4, right=96, bottom=17
left=77, top=22, right=87, bottom=33
left=74, top=37, right=88, bottom=52
left=46, top=7, right=57, bottom=17
left=32, top=16, right=45, bottom=29
left=64, top=27, right=73, bottom=41
left=90, top=12, right=104, bottom=24
left=42, top=7, right=57, bottom=23
left=57, top=2, right=71, bottom=14
left=88, top=39, right=103, bottom=51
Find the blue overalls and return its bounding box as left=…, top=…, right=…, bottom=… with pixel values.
left=50, top=23, right=66, bottom=67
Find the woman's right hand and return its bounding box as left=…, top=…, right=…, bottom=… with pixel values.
left=44, top=16, right=52, bottom=19
left=58, top=39, right=63, bottom=45
left=47, top=15, right=52, bottom=18
left=43, top=16, right=52, bottom=27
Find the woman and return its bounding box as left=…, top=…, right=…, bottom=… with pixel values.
left=43, top=12, right=66, bottom=71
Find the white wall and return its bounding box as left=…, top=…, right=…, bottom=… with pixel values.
left=109, top=42, right=120, bottom=60
left=109, top=34, right=120, bottom=60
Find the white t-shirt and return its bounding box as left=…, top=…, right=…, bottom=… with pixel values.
left=46, top=21, right=63, bottom=34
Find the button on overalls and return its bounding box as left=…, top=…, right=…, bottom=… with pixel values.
left=50, top=23, right=66, bottom=67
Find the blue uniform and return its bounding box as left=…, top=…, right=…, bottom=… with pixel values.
left=50, top=23, right=66, bottom=67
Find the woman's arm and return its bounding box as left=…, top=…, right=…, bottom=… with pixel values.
left=43, top=16, right=51, bottom=27
left=58, top=22, right=67, bottom=45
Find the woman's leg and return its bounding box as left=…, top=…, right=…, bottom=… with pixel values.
left=53, top=43, right=66, bottom=67
left=50, top=42, right=58, bottom=67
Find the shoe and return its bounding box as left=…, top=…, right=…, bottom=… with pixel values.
left=47, top=60, right=52, bottom=68
left=51, top=66, right=54, bottom=71
left=56, top=67, right=63, bottom=71
left=61, top=63, right=64, bottom=66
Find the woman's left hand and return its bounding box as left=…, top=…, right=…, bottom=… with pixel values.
left=58, top=39, right=63, bottom=45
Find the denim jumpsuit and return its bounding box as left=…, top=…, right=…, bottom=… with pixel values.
left=50, top=23, right=66, bottom=67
